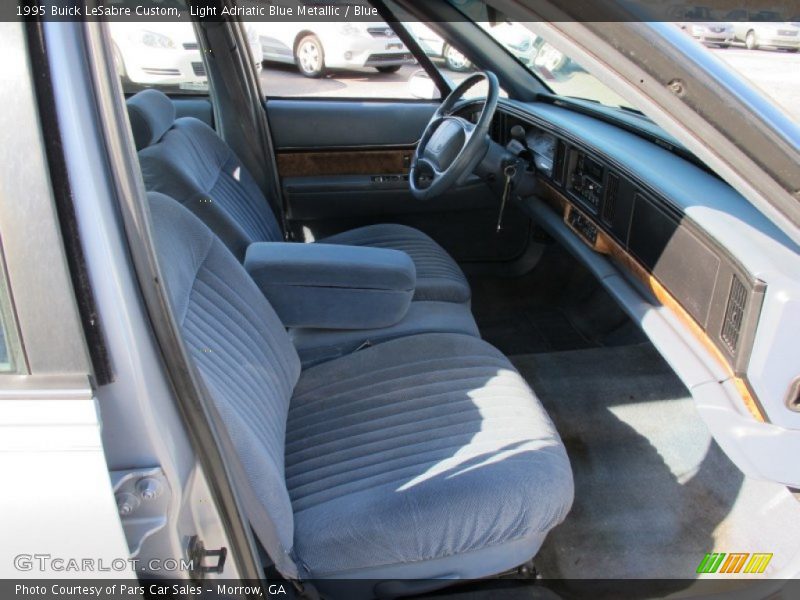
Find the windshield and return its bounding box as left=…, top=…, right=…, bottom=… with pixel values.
left=446, top=1, right=637, bottom=110
left=448, top=0, right=799, bottom=123
left=480, top=22, right=637, bottom=110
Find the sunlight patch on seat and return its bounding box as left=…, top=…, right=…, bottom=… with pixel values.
left=397, top=370, right=555, bottom=491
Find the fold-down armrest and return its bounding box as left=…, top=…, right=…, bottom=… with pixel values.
left=244, top=242, right=416, bottom=329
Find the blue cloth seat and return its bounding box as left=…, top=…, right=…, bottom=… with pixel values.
left=128, top=89, right=470, bottom=304
left=288, top=333, right=574, bottom=578
left=320, top=224, right=471, bottom=304
left=147, top=191, right=573, bottom=584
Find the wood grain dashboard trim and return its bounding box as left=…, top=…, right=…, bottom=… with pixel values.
left=539, top=180, right=766, bottom=422
left=276, top=147, right=414, bottom=178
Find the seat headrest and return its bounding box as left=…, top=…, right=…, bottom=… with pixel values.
left=126, top=89, right=176, bottom=151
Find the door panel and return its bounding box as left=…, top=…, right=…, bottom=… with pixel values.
left=277, top=147, right=414, bottom=177
left=172, top=96, right=214, bottom=126
left=267, top=99, right=435, bottom=148
left=266, top=99, right=531, bottom=263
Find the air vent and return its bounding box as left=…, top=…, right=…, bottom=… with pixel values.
left=553, top=141, right=566, bottom=185
left=721, top=274, right=748, bottom=354
left=602, top=173, right=619, bottom=224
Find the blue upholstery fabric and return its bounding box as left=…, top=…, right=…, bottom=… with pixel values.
left=288, top=333, right=574, bottom=577
left=128, top=89, right=471, bottom=303
left=139, top=118, right=284, bottom=260
left=126, top=89, right=176, bottom=151
left=245, top=243, right=415, bottom=329
left=245, top=242, right=416, bottom=291
left=147, top=192, right=300, bottom=556
left=322, top=224, right=471, bottom=304
left=147, top=191, right=573, bottom=581
left=290, top=300, right=481, bottom=368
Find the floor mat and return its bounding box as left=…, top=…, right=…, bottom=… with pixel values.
left=511, top=344, right=800, bottom=593
left=475, top=306, right=594, bottom=355
left=468, top=245, right=641, bottom=355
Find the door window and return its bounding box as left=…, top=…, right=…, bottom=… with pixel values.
left=108, top=1, right=210, bottom=94
left=250, top=12, right=430, bottom=98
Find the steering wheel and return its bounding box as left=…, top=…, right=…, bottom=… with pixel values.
left=409, top=71, right=500, bottom=201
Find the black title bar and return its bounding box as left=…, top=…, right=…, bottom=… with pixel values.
left=7, top=0, right=800, bottom=22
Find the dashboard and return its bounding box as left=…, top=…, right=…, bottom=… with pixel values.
left=547, top=136, right=764, bottom=377
left=460, top=98, right=800, bottom=426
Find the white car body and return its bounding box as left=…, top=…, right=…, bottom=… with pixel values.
left=737, top=23, right=800, bottom=49
left=109, top=22, right=262, bottom=89
left=669, top=6, right=735, bottom=46
left=726, top=11, right=800, bottom=50
left=409, top=22, right=538, bottom=69
left=685, top=22, right=735, bottom=46
left=253, top=21, right=415, bottom=74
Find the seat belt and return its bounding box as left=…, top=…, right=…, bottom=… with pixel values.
left=198, top=18, right=290, bottom=241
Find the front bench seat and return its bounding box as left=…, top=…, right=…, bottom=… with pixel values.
left=148, top=191, right=573, bottom=584
left=128, top=89, right=471, bottom=304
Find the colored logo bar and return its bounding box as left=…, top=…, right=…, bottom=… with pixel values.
left=696, top=552, right=773, bottom=574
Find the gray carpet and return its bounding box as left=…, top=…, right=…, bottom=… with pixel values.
left=510, top=344, right=800, bottom=589
left=469, top=245, right=643, bottom=356
left=471, top=306, right=595, bottom=355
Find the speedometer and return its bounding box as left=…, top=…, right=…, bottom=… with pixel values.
left=528, top=131, right=557, bottom=177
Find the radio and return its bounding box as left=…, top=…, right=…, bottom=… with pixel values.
left=569, top=152, right=604, bottom=211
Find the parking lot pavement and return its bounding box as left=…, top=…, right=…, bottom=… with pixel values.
left=259, top=47, right=799, bottom=122
left=258, top=63, right=467, bottom=99
left=259, top=62, right=401, bottom=98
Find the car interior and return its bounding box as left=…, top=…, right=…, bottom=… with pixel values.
left=93, top=1, right=800, bottom=597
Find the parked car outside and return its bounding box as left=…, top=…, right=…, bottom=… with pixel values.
left=680, top=22, right=735, bottom=47
left=408, top=21, right=538, bottom=72
left=670, top=5, right=735, bottom=47
left=408, top=22, right=473, bottom=72
left=726, top=10, right=800, bottom=51
left=109, top=22, right=262, bottom=89
left=530, top=38, right=573, bottom=74
left=253, top=21, right=415, bottom=77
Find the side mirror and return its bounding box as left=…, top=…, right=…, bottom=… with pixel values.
left=408, top=69, right=439, bottom=100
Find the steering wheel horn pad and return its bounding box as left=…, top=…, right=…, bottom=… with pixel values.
left=409, top=71, right=500, bottom=201
left=423, top=119, right=467, bottom=171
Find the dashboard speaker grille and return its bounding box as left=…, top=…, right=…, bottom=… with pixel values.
left=721, top=274, right=747, bottom=354
left=602, top=172, right=619, bottom=224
